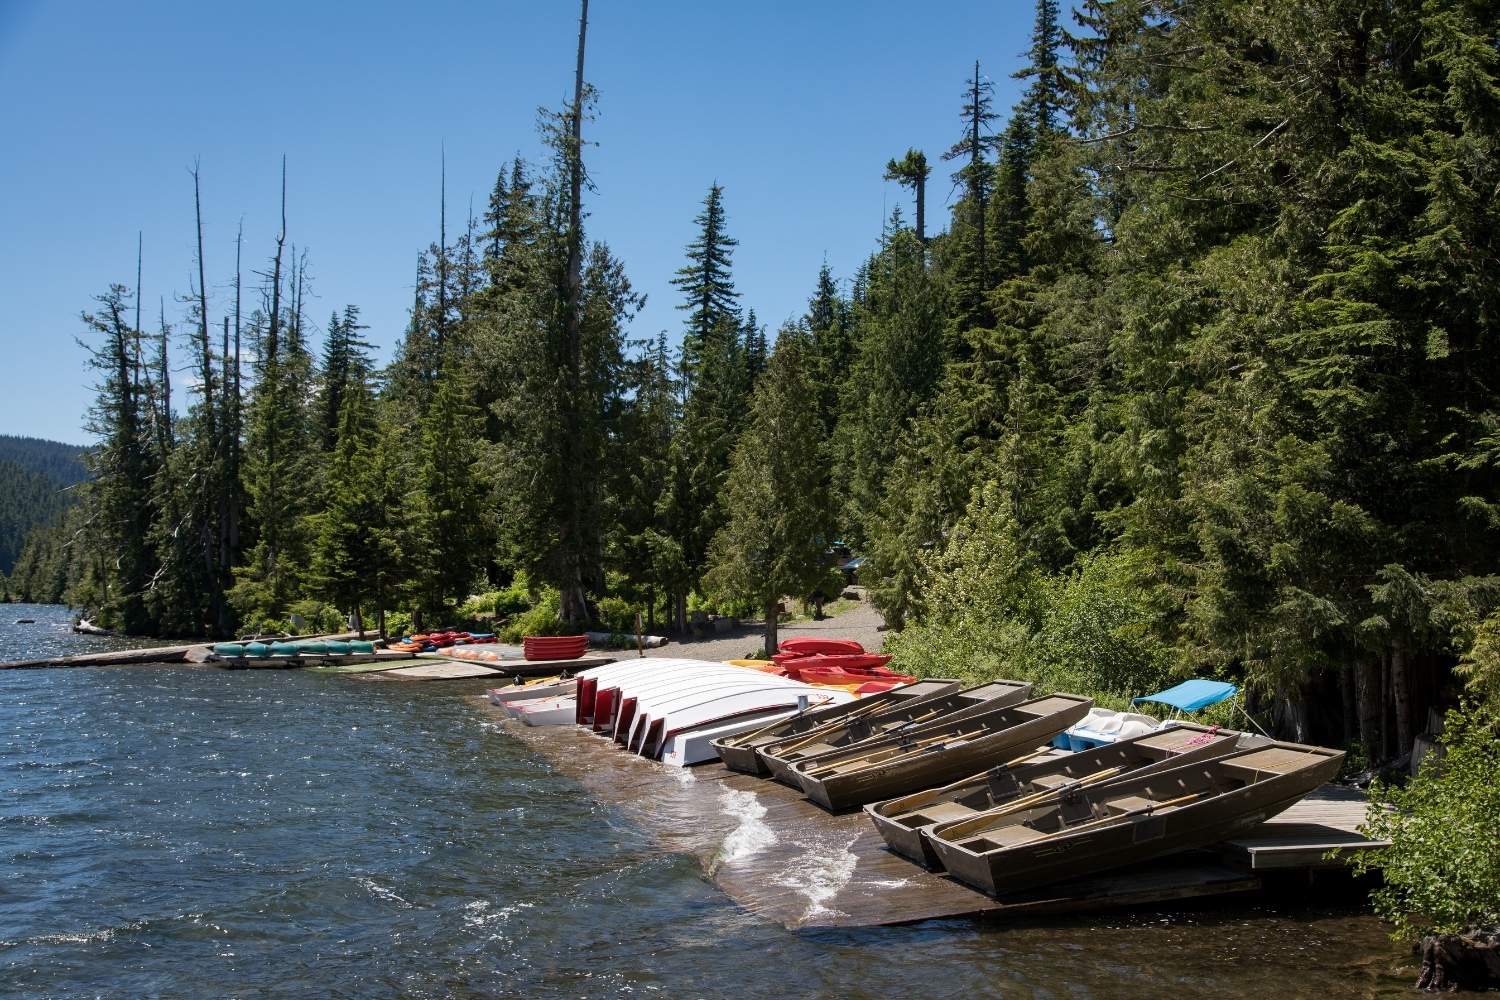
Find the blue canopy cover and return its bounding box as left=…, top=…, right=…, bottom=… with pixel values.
left=1132, top=679, right=1238, bottom=713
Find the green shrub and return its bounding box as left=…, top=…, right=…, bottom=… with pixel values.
left=1349, top=706, right=1500, bottom=940
left=595, top=595, right=642, bottom=635
left=383, top=610, right=413, bottom=638
left=496, top=588, right=579, bottom=642
left=886, top=485, right=1175, bottom=709
left=288, top=599, right=345, bottom=635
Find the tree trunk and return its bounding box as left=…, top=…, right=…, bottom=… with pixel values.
left=1380, top=651, right=1392, bottom=759
left=1355, top=657, right=1382, bottom=766
left=674, top=592, right=687, bottom=635
left=763, top=597, right=779, bottom=659
left=915, top=172, right=925, bottom=245
left=351, top=605, right=364, bottom=640
left=1391, top=642, right=1412, bottom=759
left=1339, top=664, right=1357, bottom=745
left=412, top=608, right=423, bottom=634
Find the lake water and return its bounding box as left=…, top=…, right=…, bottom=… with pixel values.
left=0, top=604, right=1411, bottom=998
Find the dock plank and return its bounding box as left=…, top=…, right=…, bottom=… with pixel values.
left=1221, top=785, right=1388, bottom=870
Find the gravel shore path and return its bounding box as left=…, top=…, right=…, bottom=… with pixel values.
left=640, top=600, right=888, bottom=662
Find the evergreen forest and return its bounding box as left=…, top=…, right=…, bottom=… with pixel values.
left=16, top=0, right=1500, bottom=767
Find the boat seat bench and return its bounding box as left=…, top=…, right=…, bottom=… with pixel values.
left=960, top=825, right=1050, bottom=851
left=896, top=801, right=979, bottom=827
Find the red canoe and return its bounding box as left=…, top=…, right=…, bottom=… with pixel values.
left=777, top=637, right=867, bottom=656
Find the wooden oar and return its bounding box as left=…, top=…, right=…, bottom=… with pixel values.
left=882, top=746, right=1059, bottom=813
left=937, top=767, right=1136, bottom=840
left=773, top=697, right=895, bottom=754
left=805, top=725, right=985, bottom=778
left=781, top=703, right=944, bottom=757
left=966, top=766, right=1125, bottom=822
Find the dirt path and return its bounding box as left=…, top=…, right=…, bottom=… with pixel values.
left=641, top=600, right=888, bottom=661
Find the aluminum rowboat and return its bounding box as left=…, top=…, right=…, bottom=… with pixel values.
left=865, top=722, right=1250, bottom=867
left=791, top=694, right=1093, bottom=811
left=712, top=679, right=964, bottom=775
left=759, top=680, right=1034, bottom=788
left=927, top=741, right=1344, bottom=895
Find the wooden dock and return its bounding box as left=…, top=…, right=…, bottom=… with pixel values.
left=484, top=703, right=1381, bottom=930
left=1219, top=783, right=1388, bottom=869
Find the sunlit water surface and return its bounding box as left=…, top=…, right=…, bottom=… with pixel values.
left=0, top=605, right=1410, bottom=998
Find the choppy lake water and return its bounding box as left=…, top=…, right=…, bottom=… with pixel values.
left=0, top=604, right=1411, bottom=998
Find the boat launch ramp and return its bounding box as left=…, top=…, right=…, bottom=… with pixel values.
left=488, top=703, right=1385, bottom=930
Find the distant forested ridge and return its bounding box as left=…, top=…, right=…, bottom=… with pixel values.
left=44, top=0, right=1500, bottom=763
left=0, top=436, right=87, bottom=578
left=0, top=435, right=87, bottom=486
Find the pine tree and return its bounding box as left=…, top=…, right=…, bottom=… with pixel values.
left=316, top=304, right=372, bottom=452
left=670, top=183, right=740, bottom=384
left=805, top=263, right=853, bottom=440
left=942, top=61, right=1001, bottom=331
left=78, top=285, right=157, bottom=634
left=833, top=225, right=945, bottom=547
left=306, top=380, right=379, bottom=631
left=883, top=149, right=930, bottom=244
left=408, top=375, right=487, bottom=626
left=707, top=328, right=831, bottom=655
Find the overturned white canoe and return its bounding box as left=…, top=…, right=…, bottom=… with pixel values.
left=658, top=691, right=858, bottom=767
left=608, top=671, right=790, bottom=742
left=575, top=659, right=744, bottom=725
left=594, top=666, right=755, bottom=735
left=629, top=681, right=835, bottom=759
left=615, top=673, right=809, bottom=747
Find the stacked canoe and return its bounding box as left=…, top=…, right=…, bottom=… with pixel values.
left=523, top=634, right=589, bottom=661
left=210, top=638, right=380, bottom=667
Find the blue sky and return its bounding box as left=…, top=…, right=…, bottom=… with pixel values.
left=0, top=1, right=1035, bottom=444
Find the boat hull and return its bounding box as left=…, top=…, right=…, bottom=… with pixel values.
left=928, top=743, right=1344, bottom=896
left=711, top=679, right=963, bottom=775
left=865, top=722, right=1248, bottom=867
left=759, top=680, right=1034, bottom=788
left=793, top=694, right=1092, bottom=811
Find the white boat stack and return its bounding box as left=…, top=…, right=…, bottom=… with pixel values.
left=494, top=658, right=854, bottom=765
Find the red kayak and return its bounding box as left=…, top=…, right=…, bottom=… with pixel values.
left=782, top=653, right=893, bottom=672
left=777, top=637, right=866, bottom=656
left=797, top=664, right=917, bottom=686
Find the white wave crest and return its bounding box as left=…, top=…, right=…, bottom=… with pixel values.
left=772, top=832, right=859, bottom=923
left=715, top=788, right=777, bottom=865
